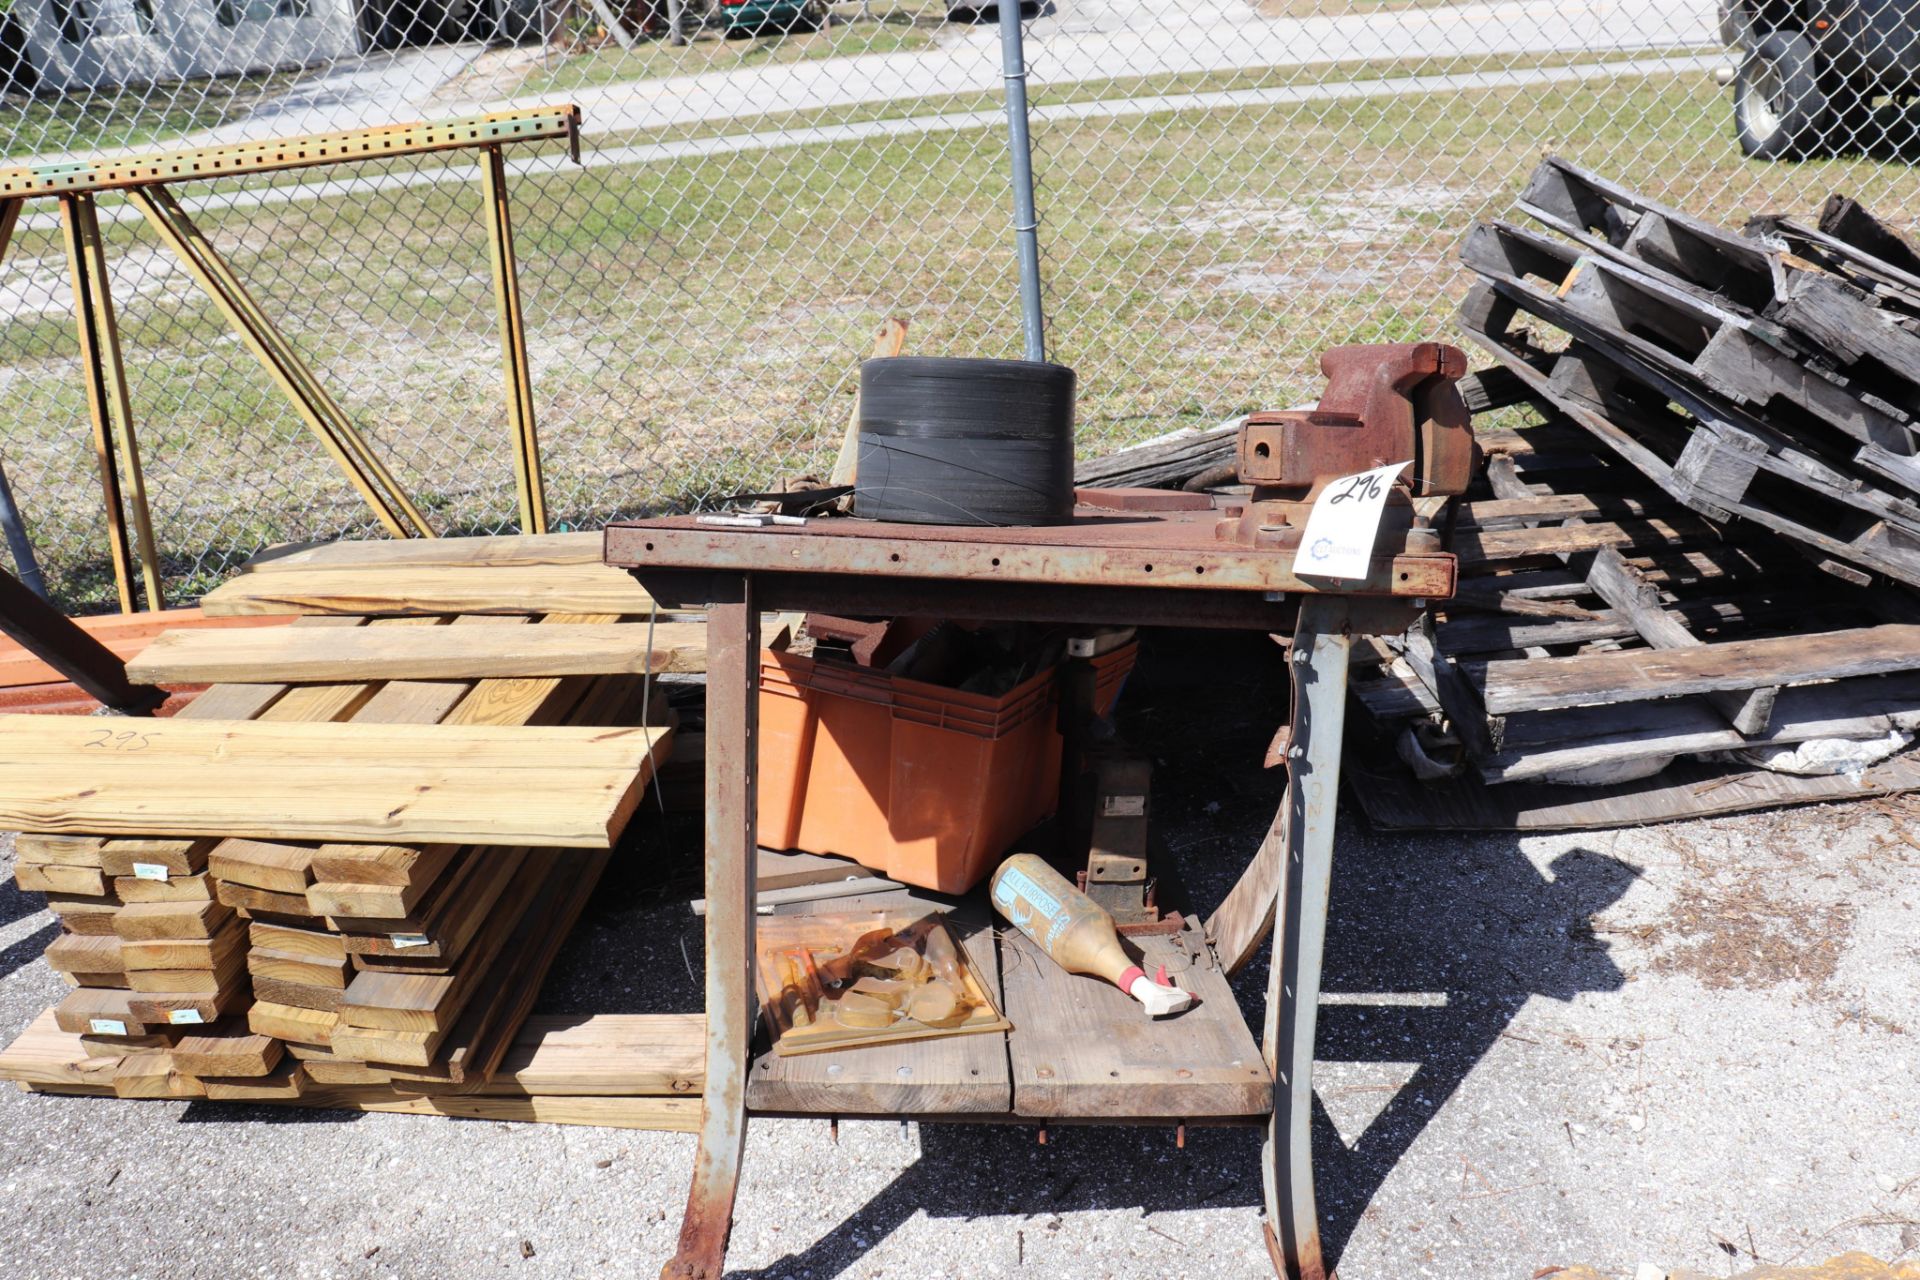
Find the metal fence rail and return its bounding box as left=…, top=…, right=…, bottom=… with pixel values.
left=1, top=0, right=1915, bottom=609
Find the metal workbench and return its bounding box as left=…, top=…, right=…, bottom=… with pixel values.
left=606, top=490, right=1457, bottom=1280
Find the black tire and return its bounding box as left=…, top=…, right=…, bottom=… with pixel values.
left=1735, top=31, right=1829, bottom=160
left=855, top=356, right=1077, bottom=527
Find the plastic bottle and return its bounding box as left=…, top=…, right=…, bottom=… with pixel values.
left=989, top=853, right=1194, bottom=1018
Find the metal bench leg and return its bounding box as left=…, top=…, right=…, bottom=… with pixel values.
left=1262, top=595, right=1351, bottom=1280
left=663, top=578, right=759, bottom=1280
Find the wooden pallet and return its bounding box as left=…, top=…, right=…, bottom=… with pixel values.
left=1460, top=160, right=1920, bottom=591
left=1345, top=414, right=1920, bottom=829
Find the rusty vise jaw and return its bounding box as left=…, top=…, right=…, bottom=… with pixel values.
left=1220, top=342, right=1477, bottom=553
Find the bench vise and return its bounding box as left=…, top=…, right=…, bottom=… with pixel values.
left=1219, top=342, right=1478, bottom=553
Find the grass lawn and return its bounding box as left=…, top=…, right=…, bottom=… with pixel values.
left=0, top=70, right=310, bottom=161
left=3, top=63, right=1916, bottom=610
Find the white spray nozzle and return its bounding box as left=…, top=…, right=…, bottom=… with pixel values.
left=1127, top=975, right=1195, bottom=1018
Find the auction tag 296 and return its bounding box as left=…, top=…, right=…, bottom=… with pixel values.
left=1291, top=460, right=1410, bottom=582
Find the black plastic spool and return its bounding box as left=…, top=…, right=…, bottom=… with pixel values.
left=854, top=356, right=1076, bottom=527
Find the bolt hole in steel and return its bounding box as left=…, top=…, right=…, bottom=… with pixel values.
left=1143, top=563, right=1154, bottom=572
left=1254, top=441, right=1271, bottom=458
left=890, top=553, right=901, bottom=562
left=991, top=557, right=1001, bottom=566
left=645, top=542, right=654, bottom=551
left=1195, top=565, right=1205, bottom=574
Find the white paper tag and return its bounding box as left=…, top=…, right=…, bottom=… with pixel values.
left=1102, top=795, right=1147, bottom=818
left=167, top=1009, right=204, bottom=1025
left=390, top=933, right=429, bottom=950
left=1292, top=461, right=1410, bottom=582
left=131, top=863, right=170, bottom=882
left=87, top=1018, right=127, bottom=1036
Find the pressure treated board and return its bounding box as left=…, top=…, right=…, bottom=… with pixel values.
left=395, top=849, right=610, bottom=1087
left=111, top=899, right=231, bottom=942
left=249, top=921, right=346, bottom=961
left=249, top=1001, right=337, bottom=1046
left=243, top=532, right=602, bottom=574
left=15, top=834, right=109, bottom=867
left=5, top=1010, right=709, bottom=1117
left=746, top=899, right=1011, bottom=1115
left=1001, top=917, right=1270, bottom=1119
left=282, top=1090, right=702, bottom=1131
left=0, top=717, right=670, bottom=847
left=171, top=1026, right=283, bottom=1078
left=45, top=933, right=124, bottom=980
left=476, top=1014, right=704, bottom=1097
left=199, top=565, right=656, bottom=618
left=98, top=838, right=210, bottom=878
left=335, top=847, right=524, bottom=959
left=44, top=896, right=119, bottom=935
left=249, top=946, right=350, bottom=989
left=252, top=975, right=343, bottom=1013
left=52, top=989, right=149, bottom=1037
left=0, top=608, right=294, bottom=689
left=127, top=984, right=249, bottom=1025
left=120, top=921, right=244, bottom=971
left=114, top=873, right=214, bottom=904
left=15, top=863, right=106, bottom=895
left=309, top=844, right=455, bottom=892
left=337, top=857, right=542, bottom=1035
left=130, top=622, right=708, bottom=685
left=209, top=839, right=316, bottom=893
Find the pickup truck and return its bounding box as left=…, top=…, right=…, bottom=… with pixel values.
left=1723, top=0, right=1920, bottom=157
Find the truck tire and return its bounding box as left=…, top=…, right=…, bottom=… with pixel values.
left=1736, top=31, right=1828, bottom=159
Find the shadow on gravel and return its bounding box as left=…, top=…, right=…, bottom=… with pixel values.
left=1309, top=838, right=1638, bottom=1268
left=0, top=870, right=43, bottom=932
left=0, top=919, right=59, bottom=982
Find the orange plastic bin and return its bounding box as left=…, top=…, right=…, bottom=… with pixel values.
left=756, top=644, right=1137, bottom=894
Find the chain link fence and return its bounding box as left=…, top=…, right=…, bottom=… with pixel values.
left=1, top=0, right=1917, bottom=609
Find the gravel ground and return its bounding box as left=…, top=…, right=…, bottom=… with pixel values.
left=1, top=631, right=1917, bottom=1279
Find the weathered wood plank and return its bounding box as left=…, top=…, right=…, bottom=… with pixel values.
left=1482, top=669, right=1920, bottom=783
left=1476, top=624, right=1920, bottom=715
left=1582, top=547, right=1776, bottom=733
left=1003, top=916, right=1268, bottom=1118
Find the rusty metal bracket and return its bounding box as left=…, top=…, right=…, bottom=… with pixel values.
left=662, top=576, right=759, bottom=1280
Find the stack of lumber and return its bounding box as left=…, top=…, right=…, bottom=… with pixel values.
left=1344, top=389, right=1920, bottom=832
left=1, top=533, right=701, bottom=1128
left=1459, top=156, right=1920, bottom=591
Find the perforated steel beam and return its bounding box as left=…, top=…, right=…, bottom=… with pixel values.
left=0, top=106, right=579, bottom=199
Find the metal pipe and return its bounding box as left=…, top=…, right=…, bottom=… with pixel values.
left=0, top=458, right=47, bottom=600
left=998, top=0, right=1046, bottom=362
